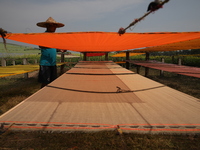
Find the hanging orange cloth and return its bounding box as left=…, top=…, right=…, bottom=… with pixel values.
left=2, top=31, right=200, bottom=52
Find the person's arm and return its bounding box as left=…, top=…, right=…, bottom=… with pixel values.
left=39, top=46, right=49, bottom=49
left=57, top=49, right=66, bottom=53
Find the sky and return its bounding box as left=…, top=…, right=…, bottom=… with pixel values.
left=0, top=0, right=200, bottom=46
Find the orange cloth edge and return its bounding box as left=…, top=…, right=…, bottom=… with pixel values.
left=2, top=31, right=200, bottom=53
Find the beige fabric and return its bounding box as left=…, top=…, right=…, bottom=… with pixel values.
left=0, top=61, right=199, bottom=133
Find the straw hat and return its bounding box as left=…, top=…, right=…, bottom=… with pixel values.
left=36, top=17, right=65, bottom=28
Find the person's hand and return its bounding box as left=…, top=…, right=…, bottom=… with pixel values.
left=39, top=46, right=49, bottom=49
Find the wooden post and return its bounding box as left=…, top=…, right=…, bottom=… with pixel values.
left=145, top=52, right=150, bottom=77
left=83, top=52, right=87, bottom=61
left=178, top=58, right=182, bottom=65
left=105, top=52, right=109, bottom=61
left=172, top=55, right=175, bottom=63
left=144, top=67, right=149, bottom=77
left=61, top=52, right=65, bottom=62
left=160, top=58, right=165, bottom=76
left=161, top=58, right=165, bottom=63
left=23, top=58, right=28, bottom=65
left=12, top=60, right=15, bottom=66
left=126, top=51, right=130, bottom=69
left=70, top=58, right=72, bottom=68
left=1, top=58, right=6, bottom=67
left=136, top=65, right=141, bottom=74
left=23, top=58, right=28, bottom=79
left=60, top=52, right=65, bottom=75
left=145, top=52, right=150, bottom=61
left=177, top=58, right=182, bottom=77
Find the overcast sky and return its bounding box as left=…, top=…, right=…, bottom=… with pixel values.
left=0, top=0, right=200, bottom=45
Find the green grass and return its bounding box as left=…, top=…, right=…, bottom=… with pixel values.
left=111, top=54, right=200, bottom=67
left=149, top=55, right=200, bottom=67
left=0, top=42, right=81, bottom=65
left=0, top=42, right=41, bottom=65
left=0, top=42, right=40, bottom=55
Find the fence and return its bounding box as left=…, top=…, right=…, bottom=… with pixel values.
left=0, top=55, right=80, bottom=78
left=1, top=58, right=38, bottom=67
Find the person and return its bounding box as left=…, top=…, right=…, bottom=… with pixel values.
left=36, top=17, right=65, bottom=88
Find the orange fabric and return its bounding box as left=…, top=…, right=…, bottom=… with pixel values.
left=134, top=38, right=200, bottom=52
left=112, top=52, right=145, bottom=57
left=3, top=32, right=200, bottom=52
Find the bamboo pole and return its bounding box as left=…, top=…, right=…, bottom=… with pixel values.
left=118, top=0, right=170, bottom=35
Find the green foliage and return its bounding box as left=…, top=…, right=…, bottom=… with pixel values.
left=0, top=42, right=41, bottom=65
left=1, top=43, right=200, bottom=67
left=148, top=55, right=200, bottom=67
left=0, top=42, right=40, bottom=56
left=181, top=56, right=200, bottom=67
left=151, top=49, right=200, bottom=56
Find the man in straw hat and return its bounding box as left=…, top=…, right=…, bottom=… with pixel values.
left=37, top=17, right=65, bottom=88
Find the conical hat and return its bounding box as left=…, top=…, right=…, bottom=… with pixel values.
left=36, top=17, right=65, bottom=28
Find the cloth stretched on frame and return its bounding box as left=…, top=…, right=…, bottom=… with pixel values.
left=2, top=31, right=200, bottom=52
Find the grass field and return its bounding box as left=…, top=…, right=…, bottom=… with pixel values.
left=0, top=42, right=40, bottom=55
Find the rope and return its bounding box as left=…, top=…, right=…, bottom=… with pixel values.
left=47, top=85, right=132, bottom=94
left=116, top=125, right=129, bottom=150
left=47, top=85, right=165, bottom=94
left=118, top=0, right=170, bottom=35
left=66, top=72, right=136, bottom=75
left=0, top=123, right=15, bottom=135
left=1, top=121, right=200, bottom=132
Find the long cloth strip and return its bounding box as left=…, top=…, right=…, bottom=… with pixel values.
left=2, top=32, right=200, bottom=52
left=0, top=61, right=200, bottom=133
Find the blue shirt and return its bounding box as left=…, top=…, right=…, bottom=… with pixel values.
left=40, top=48, right=57, bottom=66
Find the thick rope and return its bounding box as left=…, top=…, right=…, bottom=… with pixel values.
left=118, top=0, right=170, bottom=35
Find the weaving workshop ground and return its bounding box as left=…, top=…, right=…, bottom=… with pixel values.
left=0, top=61, right=199, bottom=134
left=0, top=61, right=200, bottom=149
